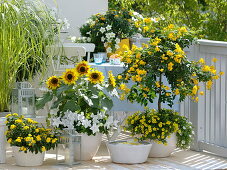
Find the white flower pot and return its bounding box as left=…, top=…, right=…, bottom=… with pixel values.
left=74, top=133, right=102, bottom=161
left=107, top=140, right=152, bottom=164
left=12, top=146, right=45, bottom=166
left=149, top=133, right=177, bottom=157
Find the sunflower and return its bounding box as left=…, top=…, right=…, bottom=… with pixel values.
left=62, top=69, right=79, bottom=85
left=75, top=61, right=90, bottom=76
left=108, top=71, right=116, bottom=87
left=87, top=70, right=104, bottom=84
left=46, top=76, right=60, bottom=90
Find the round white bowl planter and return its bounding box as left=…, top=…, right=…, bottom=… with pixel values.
left=74, top=133, right=102, bottom=161
left=107, top=140, right=152, bottom=164
left=149, top=133, right=177, bottom=158
left=12, top=146, right=45, bottom=166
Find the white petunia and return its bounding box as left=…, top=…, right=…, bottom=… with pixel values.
left=101, top=36, right=105, bottom=42
left=100, top=27, right=106, bottom=34
left=87, top=37, right=91, bottom=42
left=104, top=42, right=108, bottom=47
left=52, top=117, right=62, bottom=127
left=71, top=36, right=77, bottom=42
left=106, top=25, right=112, bottom=31
left=82, top=119, right=91, bottom=128
left=90, top=124, right=100, bottom=134
left=115, top=44, right=120, bottom=49
left=115, top=38, right=120, bottom=44
left=86, top=31, right=91, bottom=35
left=106, top=47, right=112, bottom=53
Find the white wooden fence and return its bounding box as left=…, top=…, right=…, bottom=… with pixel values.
left=181, top=39, right=227, bottom=157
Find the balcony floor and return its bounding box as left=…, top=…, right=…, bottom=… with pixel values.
left=1, top=133, right=227, bottom=170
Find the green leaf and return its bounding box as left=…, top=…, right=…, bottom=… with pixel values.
left=56, top=85, right=72, bottom=96
left=36, top=92, right=53, bottom=110
left=101, top=97, right=113, bottom=110
left=62, top=101, right=80, bottom=112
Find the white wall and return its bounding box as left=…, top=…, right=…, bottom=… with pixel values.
left=44, top=0, right=108, bottom=37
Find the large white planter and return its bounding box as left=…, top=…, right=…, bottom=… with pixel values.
left=74, top=133, right=102, bottom=161
left=0, top=117, right=6, bottom=163
left=12, top=146, right=45, bottom=166
left=149, top=133, right=177, bottom=158
left=107, top=140, right=152, bottom=164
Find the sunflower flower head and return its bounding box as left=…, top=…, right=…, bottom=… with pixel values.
left=75, top=61, right=90, bottom=76
left=46, top=76, right=60, bottom=90
left=62, top=69, right=79, bottom=85
left=108, top=71, right=116, bottom=87
left=87, top=70, right=104, bottom=84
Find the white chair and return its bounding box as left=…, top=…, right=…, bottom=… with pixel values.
left=47, top=43, right=86, bottom=72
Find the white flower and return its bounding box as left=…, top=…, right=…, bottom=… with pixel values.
left=104, top=116, right=113, bottom=129
left=87, top=37, right=91, bottom=42
left=115, top=44, right=120, bottom=49
left=100, top=27, right=106, bottom=34
left=106, top=25, right=112, bottom=31
left=63, top=18, right=70, bottom=29
left=104, top=42, right=108, bottom=47
left=82, top=119, right=91, bottom=128
left=115, top=38, right=120, bottom=44
left=71, top=36, right=77, bottom=42
left=106, top=47, right=112, bottom=53
left=109, top=32, right=115, bottom=38
left=183, top=126, right=186, bottom=130
left=101, top=36, right=105, bottom=42
left=86, top=31, right=91, bottom=35
left=182, top=140, right=185, bottom=144
left=90, top=124, right=100, bottom=134
left=133, top=12, right=139, bottom=16
left=52, top=117, right=62, bottom=127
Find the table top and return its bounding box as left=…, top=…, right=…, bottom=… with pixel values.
left=89, top=62, right=124, bottom=67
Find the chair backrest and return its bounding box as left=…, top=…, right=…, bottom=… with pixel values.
left=47, top=44, right=86, bottom=72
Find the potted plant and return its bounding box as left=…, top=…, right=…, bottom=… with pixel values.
left=117, top=22, right=223, bottom=157
left=124, top=109, right=193, bottom=157
left=79, top=9, right=138, bottom=56
left=36, top=61, right=119, bottom=160
left=5, top=113, right=58, bottom=166
left=0, top=0, right=59, bottom=115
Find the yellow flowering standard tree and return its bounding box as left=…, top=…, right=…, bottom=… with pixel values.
left=5, top=113, right=58, bottom=153
left=117, top=22, right=223, bottom=148
left=36, top=61, right=118, bottom=136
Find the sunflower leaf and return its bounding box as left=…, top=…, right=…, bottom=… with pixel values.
left=62, top=101, right=80, bottom=112
left=56, top=84, right=72, bottom=96
left=101, top=97, right=113, bottom=110
left=36, top=92, right=53, bottom=110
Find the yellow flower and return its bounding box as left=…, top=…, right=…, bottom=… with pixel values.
left=212, top=58, right=218, bottom=62
left=202, top=65, right=211, bottom=72
left=192, top=85, right=198, bottom=95
left=87, top=70, right=104, bottom=84
left=15, top=119, right=22, bottom=123
left=167, top=51, right=174, bottom=56
left=155, top=46, right=160, bottom=52
left=195, top=97, right=199, bottom=102
left=168, top=32, right=176, bottom=40
left=41, top=146, right=46, bottom=152
left=46, top=76, right=60, bottom=90
left=108, top=71, right=116, bottom=87
left=155, top=81, right=160, bottom=88
left=165, top=93, right=171, bottom=96
left=15, top=138, right=21, bottom=142
left=131, top=120, right=134, bottom=124
left=5, top=114, right=12, bottom=118
left=20, top=146, right=27, bottom=151
left=158, top=122, right=163, bottom=127
left=119, top=83, right=127, bottom=91
left=143, top=93, right=147, bottom=98
left=206, top=80, right=213, bottom=89
left=198, top=58, right=205, bottom=64
left=10, top=124, right=16, bottom=130
left=117, top=75, right=122, bottom=79
left=52, top=138, right=58, bottom=143
left=12, top=113, right=18, bottom=116
left=199, top=91, right=204, bottom=95
left=36, top=135, right=42, bottom=141
left=168, top=62, right=174, bottom=71
left=139, top=60, right=146, bottom=65
left=166, top=121, right=171, bottom=125
left=168, top=24, right=174, bottom=29
left=62, top=69, right=79, bottom=85
left=143, top=18, right=151, bottom=23
left=75, top=61, right=90, bottom=76
left=136, top=69, right=147, bottom=75
left=179, top=27, right=187, bottom=33
left=7, top=138, right=12, bottom=143
left=143, top=26, right=149, bottom=32
left=46, top=137, right=51, bottom=143
left=212, top=75, right=219, bottom=79
left=174, top=89, right=180, bottom=95
left=220, top=72, right=224, bottom=75
left=23, top=126, right=29, bottom=130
